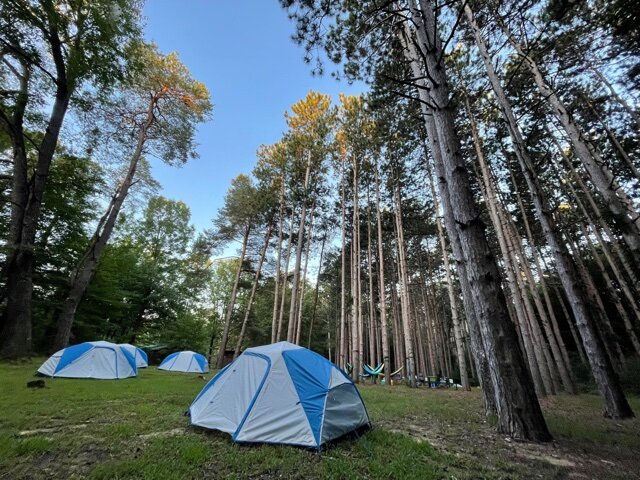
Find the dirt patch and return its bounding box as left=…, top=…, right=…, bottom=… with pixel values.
left=18, top=423, right=88, bottom=437
left=377, top=410, right=640, bottom=479
left=139, top=428, right=186, bottom=439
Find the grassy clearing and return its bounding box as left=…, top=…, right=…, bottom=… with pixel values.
left=1, top=359, right=639, bottom=479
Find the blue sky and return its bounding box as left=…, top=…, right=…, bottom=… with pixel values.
left=143, top=0, right=364, bottom=232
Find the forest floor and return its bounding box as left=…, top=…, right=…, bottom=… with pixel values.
left=1, top=360, right=639, bottom=479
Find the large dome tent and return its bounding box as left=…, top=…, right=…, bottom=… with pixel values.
left=189, top=342, right=370, bottom=448
left=37, top=341, right=137, bottom=379
left=118, top=344, right=148, bottom=368
left=158, top=351, right=209, bottom=373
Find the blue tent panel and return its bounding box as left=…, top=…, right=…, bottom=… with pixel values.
left=55, top=342, right=93, bottom=373
left=282, top=348, right=332, bottom=444
left=120, top=347, right=137, bottom=372
left=137, top=348, right=148, bottom=363
left=194, top=353, right=207, bottom=371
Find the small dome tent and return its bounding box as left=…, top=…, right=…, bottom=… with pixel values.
left=189, top=342, right=370, bottom=448
left=158, top=351, right=209, bottom=373
left=118, top=344, right=148, bottom=368
left=37, top=341, right=137, bottom=379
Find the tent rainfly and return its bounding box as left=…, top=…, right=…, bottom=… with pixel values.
left=118, top=344, right=148, bottom=368
left=37, top=341, right=137, bottom=379
left=189, top=342, right=371, bottom=448
left=158, top=351, right=209, bottom=373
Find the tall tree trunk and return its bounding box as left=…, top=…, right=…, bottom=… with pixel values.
left=52, top=96, right=156, bottom=352
left=429, top=169, right=470, bottom=390
left=307, top=233, right=327, bottom=348
left=295, top=204, right=315, bottom=344
left=1, top=66, right=71, bottom=358
left=216, top=225, right=250, bottom=369
left=277, top=210, right=295, bottom=341
left=500, top=20, right=640, bottom=264
left=234, top=223, right=273, bottom=359
left=580, top=224, right=640, bottom=355
left=548, top=137, right=640, bottom=294
left=507, top=167, right=576, bottom=391
left=411, top=75, right=496, bottom=415
left=393, top=183, right=416, bottom=387
left=0, top=62, right=31, bottom=358
left=404, top=2, right=549, bottom=438
left=339, top=160, right=348, bottom=369
left=351, top=155, right=363, bottom=382
left=366, top=198, right=377, bottom=370
left=374, top=158, right=391, bottom=385
left=588, top=63, right=640, bottom=132
left=418, top=272, right=437, bottom=376
left=465, top=96, right=547, bottom=396
left=566, top=235, right=626, bottom=369
left=287, top=153, right=312, bottom=342
left=582, top=94, right=640, bottom=181
left=390, top=261, right=404, bottom=374
left=271, top=178, right=286, bottom=342
left=467, top=4, right=633, bottom=418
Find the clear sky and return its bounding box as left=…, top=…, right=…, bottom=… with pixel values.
left=143, top=0, right=364, bottom=232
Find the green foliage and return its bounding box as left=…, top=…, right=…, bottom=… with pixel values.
left=156, top=311, right=209, bottom=353
left=0, top=0, right=143, bottom=90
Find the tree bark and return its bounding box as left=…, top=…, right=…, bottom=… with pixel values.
left=1, top=60, right=71, bottom=358
left=429, top=164, right=470, bottom=389
left=287, top=153, right=312, bottom=342
left=271, top=177, right=286, bottom=342
left=51, top=96, right=156, bottom=352
left=589, top=63, right=640, bottom=132
left=464, top=95, right=547, bottom=396
left=295, top=203, right=315, bottom=344
left=404, top=1, right=549, bottom=438
left=500, top=20, right=640, bottom=265
left=277, top=210, right=295, bottom=341
left=216, top=225, right=250, bottom=369
left=374, top=158, right=391, bottom=385
left=307, top=233, right=327, bottom=348
left=580, top=224, right=640, bottom=355
left=393, top=182, right=416, bottom=387
left=366, top=191, right=377, bottom=370
left=234, top=223, right=273, bottom=358
left=339, top=160, right=348, bottom=369
left=467, top=4, right=633, bottom=417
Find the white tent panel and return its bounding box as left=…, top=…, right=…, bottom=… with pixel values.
left=328, top=366, right=351, bottom=389
left=190, top=354, right=268, bottom=433
left=118, top=344, right=148, bottom=368
left=158, top=351, right=208, bottom=373
left=36, top=341, right=137, bottom=379
left=189, top=342, right=371, bottom=448
left=38, top=350, right=63, bottom=377
left=235, top=356, right=315, bottom=446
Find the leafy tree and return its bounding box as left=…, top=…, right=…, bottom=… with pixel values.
left=52, top=43, right=212, bottom=351
left=0, top=0, right=144, bottom=358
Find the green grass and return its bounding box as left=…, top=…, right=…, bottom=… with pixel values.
left=1, top=359, right=639, bottom=479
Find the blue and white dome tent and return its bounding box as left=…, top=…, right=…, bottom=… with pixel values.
left=118, top=344, right=148, bottom=368
left=37, top=341, right=137, bottom=379
left=158, top=351, right=209, bottom=373
left=189, top=342, right=371, bottom=448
